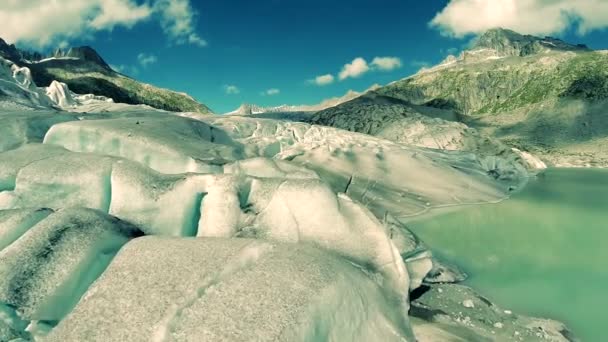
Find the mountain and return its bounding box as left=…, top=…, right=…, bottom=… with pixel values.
left=377, top=28, right=605, bottom=115
left=0, top=38, right=213, bottom=113
left=313, top=28, right=608, bottom=168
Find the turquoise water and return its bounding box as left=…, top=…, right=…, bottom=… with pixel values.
left=408, top=168, right=608, bottom=341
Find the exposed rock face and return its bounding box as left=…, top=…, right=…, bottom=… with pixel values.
left=0, top=38, right=21, bottom=62
left=410, top=284, right=575, bottom=342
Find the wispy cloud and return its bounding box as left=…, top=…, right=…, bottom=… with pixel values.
left=327, top=56, right=403, bottom=82
left=137, top=53, right=158, bottom=67
left=309, top=74, right=335, bottom=86
left=154, top=0, right=207, bottom=47
left=431, top=0, right=608, bottom=37
left=224, top=85, right=240, bottom=95
left=0, top=0, right=207, bottom=47
left=262, top=88, right=280, bottom=96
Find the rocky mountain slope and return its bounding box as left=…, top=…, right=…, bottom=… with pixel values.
left=376, top=29, right=605, bottom=115
left=0, top=38, right=212, bottom=113
left=312, top=28, right=608, bottom=167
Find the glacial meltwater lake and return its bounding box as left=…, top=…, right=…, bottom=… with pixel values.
left=408, top=168, right=608, bottom=341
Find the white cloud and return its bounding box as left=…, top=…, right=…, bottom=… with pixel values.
left=263, top=88, right=280, bottom=96
left=310, top=74, right=335, bottom=86
left=371, top=57, right=402, bottom=71
left=339, top=57, right=370, bottom=80
left=431, top=0, right=608, bottom=37
left=224, top=85, right=240, bottom=95
left=0, top=0, right=206, bottom=47
left=90, top=0, right=152, bottom=30
left=137, top=53, right=158, bottom=67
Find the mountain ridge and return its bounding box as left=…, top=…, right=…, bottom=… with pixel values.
left=0, top=38, right=213, bottom=114
left=472, top=28, right=591, bottom=57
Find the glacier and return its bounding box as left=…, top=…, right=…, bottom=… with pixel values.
left=0, top=62, right=572, bottom=341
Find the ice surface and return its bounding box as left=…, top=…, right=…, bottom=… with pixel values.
left=0, top=208, right=141, bottom=322
left=0, top=302, right=30, bottom=341
left=0, top=144, right=69, bottom=191
left=47, top=237, right=415, bottom=342
left=239, top=179, right=411, bottom=296
left=44, top=116, right=245, bottom=174
left=108, top=160, right=216, bottom=236
left=0, top=208, right=53, bottom=252
left=0, top=150, right=117, bottom=211
left=224, top=157, right=319, bottom=180
left=203, top=116, right=516, bottom=219
left=0, top=111, right=76, bottom=153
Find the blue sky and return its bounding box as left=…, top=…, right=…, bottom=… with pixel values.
left=2, top=0, right=608, bottom=113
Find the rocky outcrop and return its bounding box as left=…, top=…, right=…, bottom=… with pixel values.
left=50, top=46, right=111, bottom=70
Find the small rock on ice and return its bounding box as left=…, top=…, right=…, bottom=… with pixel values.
left=462, top=299, right=475, bottom=308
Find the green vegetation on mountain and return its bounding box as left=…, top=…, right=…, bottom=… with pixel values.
left=377, top=50, right=608, bottom=115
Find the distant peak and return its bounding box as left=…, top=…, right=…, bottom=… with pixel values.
left=0, top=37, right=111, bottom=70
left=472, top=28, right=591, bottom=57
left=52, top=46, right=110, bottom=69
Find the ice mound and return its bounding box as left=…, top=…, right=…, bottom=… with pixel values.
left=108, top=160, right=215, bottom=236
left=44, top=81, right=114, bottom=109
left=0, top=150, right=117, bottom=211
left=47, top=237, right=415, bottom=342
left=0, top=144, right=70, bottom=191
left=44, top=116, right=245, bottom=174
left=0, top=143, right=433, bottom=303
left=0, top=208, right=142, bottom=323
left=44, top=81, right=76, bottom=108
